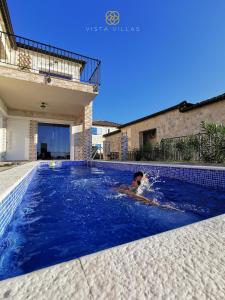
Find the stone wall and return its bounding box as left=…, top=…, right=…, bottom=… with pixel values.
left=82, top=102, right=92, bottom=160
left=121, top=133, right=128, bottom=160
left=29, top=120, right=37, bottom=161
left=73, top=124, right=83, bottom=160
left=105, top=100, right=225, bottom=152
left=105, top=132, right=121, bottom=153
left=0, top=116, right=7, bottom=161
left=103, top=140, right=110, bottom=160
left=0, top=98, right=7, bottom=161
left=0, top=64, right=96, bottom=95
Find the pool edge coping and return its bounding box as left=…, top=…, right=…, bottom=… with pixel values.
left=93, top=160, right=225, bottom=171
left=0, top=162, right=39, bottom=204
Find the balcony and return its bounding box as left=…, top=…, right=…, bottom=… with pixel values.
left=0, top=31, right=101, bottom=119
left=0, top=30, right=101, bottom=88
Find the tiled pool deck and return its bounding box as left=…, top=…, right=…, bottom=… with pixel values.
left=0, top=161, right=225, bottom=299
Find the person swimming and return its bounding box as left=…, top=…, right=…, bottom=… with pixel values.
left=129, top=171, right=144, bottom=193
left=118, top=171, right=158, bottom=205
left=118, top=171, right=181, bottom=211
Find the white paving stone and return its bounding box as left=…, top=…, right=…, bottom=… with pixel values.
left=0, top=259, right=91, bottom=300
left=0, top=162, right=38, bottom=198
left=80, top=215, right=225, bottom=300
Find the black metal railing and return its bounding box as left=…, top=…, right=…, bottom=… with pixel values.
left=0, top=31, right=101, bottom=87
left=125, top=133, right=225, bottom=163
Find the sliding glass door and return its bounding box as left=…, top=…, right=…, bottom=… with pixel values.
left=37, top=123, right=70, bottom=160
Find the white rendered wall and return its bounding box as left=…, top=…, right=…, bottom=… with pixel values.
left=92, top=126, right=118, bottom=148
left=6, top=118, right=30, bottom=161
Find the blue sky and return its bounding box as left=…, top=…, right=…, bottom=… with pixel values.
left=7, top=0, right=225, bottom=124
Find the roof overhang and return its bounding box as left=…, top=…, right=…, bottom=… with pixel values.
left=0, top=74, right=97, bottom=118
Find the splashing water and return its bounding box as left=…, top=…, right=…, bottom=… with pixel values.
left=137, top=170, right=161, bottom=195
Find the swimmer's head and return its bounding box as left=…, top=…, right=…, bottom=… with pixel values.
left=133, top=171, right=144, bottom=185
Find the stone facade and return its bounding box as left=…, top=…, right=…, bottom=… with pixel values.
left=0, top=98, right=7, bottom=161
left=103, top=132, right=121, bottom=160
left=0, top=64, right=96, bottom=95
left=104, top=99, right=225, bottom=155
left=82, top=102, right=93, bottom=160
left=121, top=133, right=128, bottom=160
left=29, top=120, right=37, bottom=161
left=73, top=124, right=84, bottom=160
left=0, top=116, right=7, bottom=161
left=103, top=140, right=110, bottom=159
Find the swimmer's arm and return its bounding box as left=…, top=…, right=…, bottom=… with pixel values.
left=118, top=188, right=181, bottom=211
left=118, top=188, right=158, bottom=206
left=132, top=194, right=159, bottom=206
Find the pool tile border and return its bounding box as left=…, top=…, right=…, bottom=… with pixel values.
left=1, top=159, right=225, bottom=238
left=0, top=166, right=37, bottom=237
left=0, top=161, right=86, bottom=237
left=90, top=161, right=225, bottom=189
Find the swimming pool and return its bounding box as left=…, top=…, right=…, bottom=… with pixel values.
left=0, top=163, right=225, bottom=280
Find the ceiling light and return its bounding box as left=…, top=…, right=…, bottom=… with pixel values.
left=40, top=102, right=48, bottom=110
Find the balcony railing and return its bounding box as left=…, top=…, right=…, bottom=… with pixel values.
left=0, top=31, right=101, bottom=87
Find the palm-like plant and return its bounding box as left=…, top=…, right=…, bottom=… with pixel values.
left=200, top=121, right=225, bottom=163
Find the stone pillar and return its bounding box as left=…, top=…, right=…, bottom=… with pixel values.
left=83, top=102, right=92, bottom=160
left=29, top=120, right=37, bottom=161
left=73, top=124, right=83, bottom=160
left=103, top=140, right=110, bottom=160
left=121, top=133, right=128, bottom=161
left=0, top=115, right=7, bottom=161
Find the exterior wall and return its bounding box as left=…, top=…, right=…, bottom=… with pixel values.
left=5, top=116, right=77, bottom=161
left=120, top=101, right=225, bottom=150
left=83, top=103, right=92, bottom=160
left=0, top=10, right=6, bottom=32
left=73, top=124, right=83, bottom=160
left=0, top=11, right=12, bottom=61
left=29, top=120, right=37, bottom=161
left=0, top=115, right=7, bottom=161
left=0, top=98, right=7, bottom=161
left=6, top=118, right=30, bottom=161
left=1, top=105, right=93, bottom=161
left=0, top=64, right=96, bottom=95
left=103, top=132, right=121, bottom=160
left=92, top=126, right=118, bottom=149
left=15, top=48, right=82, bottom=81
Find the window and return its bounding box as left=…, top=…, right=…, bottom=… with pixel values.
left=39, top=70, right=72, bottom=80
left=91, top=127, right=102, bottom=135
left=92, top=127, right=98, bottom=135
left=142, top=128, right=157, bottom=148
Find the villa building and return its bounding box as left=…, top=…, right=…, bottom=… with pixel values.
left=92, top=120, right=120, bottom=152
left=0, top=0, right=100, bottom=161
left=104, top=93, right=225, bottom=159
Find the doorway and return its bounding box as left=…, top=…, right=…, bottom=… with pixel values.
left=37, top=123, right=70, bottom=160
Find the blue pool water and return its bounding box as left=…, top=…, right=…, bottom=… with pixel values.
left=1, top=165, right=225, bottom=280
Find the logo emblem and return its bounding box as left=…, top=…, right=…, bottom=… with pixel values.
left=105, top=11, right=120, bottom=25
